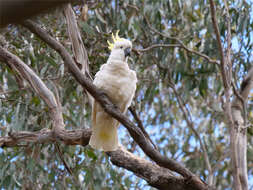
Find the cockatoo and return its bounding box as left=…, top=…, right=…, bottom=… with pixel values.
left=89, top=31, right=137, bottom=151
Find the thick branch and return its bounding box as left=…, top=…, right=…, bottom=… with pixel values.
left=109, top=146, right=187, bottom=190
left=230, top=67, right=253, bottom=190
left=0, top=46, right=73, bottom=175
left=0, top=128, right=208, bottom=190
left=21, top=20, right=211, bottom=189
left=0, top=46, right=64, bottom=133
left=0, top=129, right=91, bottom=147
left=0, top=47, right=57, bottom=109
left=0, top=0, right=82, bottom=27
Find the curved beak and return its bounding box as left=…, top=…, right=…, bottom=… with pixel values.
left=124, top=47, right=131, bottom=57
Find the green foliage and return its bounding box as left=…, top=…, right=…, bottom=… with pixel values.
left=0, top=0, right=253, bottom=189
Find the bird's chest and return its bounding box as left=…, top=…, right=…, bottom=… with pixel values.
left=94, top=67, right=135, bottom=104
left=103, top=72, right=132, bottom=102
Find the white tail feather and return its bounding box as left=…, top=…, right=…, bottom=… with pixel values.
left=89, top=110, right=119, bottom=151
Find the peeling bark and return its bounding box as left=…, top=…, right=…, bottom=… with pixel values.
left=63, top=4, right=90, bottom=77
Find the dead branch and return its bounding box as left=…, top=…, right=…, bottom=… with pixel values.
left=0, top=46, right=64, bottom=133
left=224, top=0, right=232, bottom=86
left=63, top=3, right=93, bottom=106
left=0, top=47, right=57, bottom=108
left=63, top=4, right=90, bottom=77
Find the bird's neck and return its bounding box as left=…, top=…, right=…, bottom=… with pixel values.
left=107, top=57, right=126, bottom=65
left=106, top=59, right=129, bottom=71
left=107, top=52, right=126, bottom=63
left=107, top=59, right=128, bottom=66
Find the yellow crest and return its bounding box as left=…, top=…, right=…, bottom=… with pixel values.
left=107, top=30, right=124, bottom=51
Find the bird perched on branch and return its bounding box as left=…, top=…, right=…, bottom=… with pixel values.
left=89, top=31, right=137, bottom=151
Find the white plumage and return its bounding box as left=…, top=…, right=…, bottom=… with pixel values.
left=89, top=35, right=137, bottom=151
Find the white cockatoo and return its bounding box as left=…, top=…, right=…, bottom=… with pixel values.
left=89, top=31, right=137, bottom=151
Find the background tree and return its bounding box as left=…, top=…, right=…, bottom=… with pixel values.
left=0, top=0, right=253, bottom=190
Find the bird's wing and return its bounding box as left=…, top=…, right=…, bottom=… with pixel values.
left=124, top=70, right=137, bottom=112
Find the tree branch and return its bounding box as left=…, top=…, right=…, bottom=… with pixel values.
left=0, top=47, right=57, bottom=109
left=209, top=0, right=228, bottom=89
left=168, top=81, right=213, bottom=185
left=135, top=44, right=180, bottom=52
left=0, top=44, right=78, bottom=178
left=224, top=0, right=232, bottom=86
left=108, top=146, right=186, bottom=190
left=239, top=67, right=253, bottom=100
left=0, top=46, right=65, bottom=133
left=144, top=15, right=219, bottom=65
left=0, top=129, right=91, bottom=147
left=230, top=67, right=253, bottom=190
left=208, top=0, right=250, bottom=189
left=63, top=4, right=90, bottom=78
left=0, top=0, right=82, bottom=27
left=128, top=106, right=157, bottom=149
left=21, top=19, right=211, bottom=189
left=0, top=128, right=210, bottom=190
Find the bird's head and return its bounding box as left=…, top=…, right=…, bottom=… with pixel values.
left=107, top=31, right=132, bottom=62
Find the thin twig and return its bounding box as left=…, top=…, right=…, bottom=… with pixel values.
left=209, top=0, right=228, bottom=89
left=224, top=0, right=232, bottom=85
left=232, top=82, right=244, bottom=106
left=168, top=81, right=213, bottom=185
left=136, top=44, right=180, bottom=52
left=144, top=15, right=219, bottom=65
left=0, top=88, right=27, bottom=95
left=55, top=142, right=81, bottom=187
left=0, top=97, right=41, bottom=113
left=128, top=106, right=157, bottom=150
left=55, top=142, right=73, bottom=175
left=212, top=150, right=230, bottom=172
